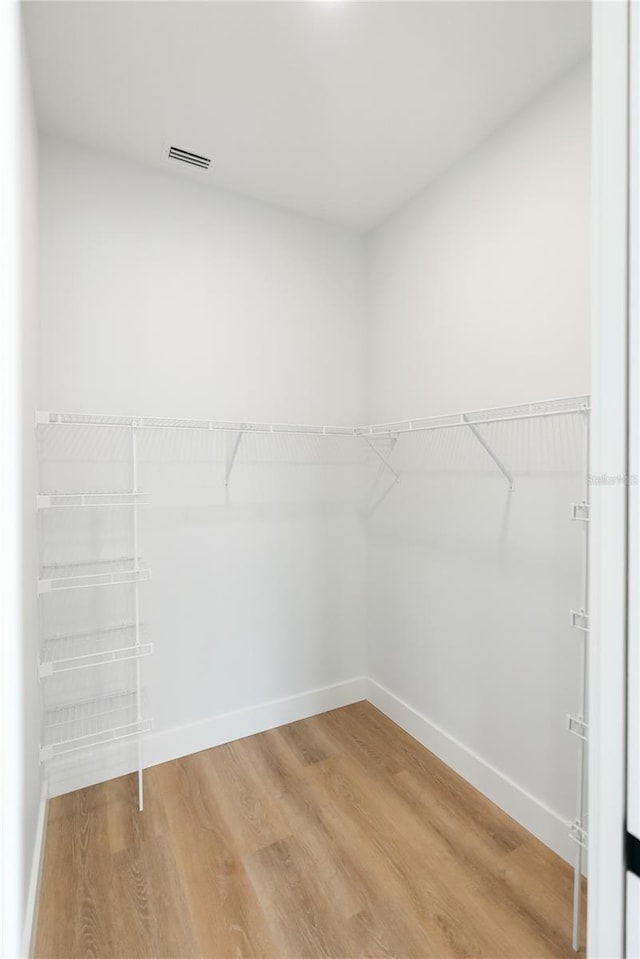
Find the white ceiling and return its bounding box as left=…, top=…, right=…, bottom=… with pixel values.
left=23, top=1, right=590, bottom=230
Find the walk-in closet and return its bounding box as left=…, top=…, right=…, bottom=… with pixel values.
left=13, top=1, right=599, bottom=956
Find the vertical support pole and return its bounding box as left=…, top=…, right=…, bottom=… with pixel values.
left=132, top=426, right=143, bottom=812
left=572, top=409, right=590, bottom=951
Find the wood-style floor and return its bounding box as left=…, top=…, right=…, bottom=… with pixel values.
left=34, top=702, right=586, bottom=958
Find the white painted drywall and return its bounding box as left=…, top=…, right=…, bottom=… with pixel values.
left=365, top=61, right=590, bottom=863
left=36, top=57, right=591, bottom=875
left=39, top=138, right=366, bottom=423
left=37, top=138, right=368, bottom=793
left=19, top=20, right=42, bottom=954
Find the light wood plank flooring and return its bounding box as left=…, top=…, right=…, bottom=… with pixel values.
left=34, top=701, right=586, bottom=958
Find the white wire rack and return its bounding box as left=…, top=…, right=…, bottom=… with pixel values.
left=37, top=491, right=149, bottom=509
left=36, top=395, right=589, bottom=438
left=40, top=691, right=153, bottom=762
left=35, top=394, right=591, bottom=916
left=357, top=395, right=591, bottom=436
left=36, top=409, right=357, bottom=436
left=39, top=624, right=152, bottom=678
left=37, top=558, right=151, bottom=595
left=37, top=418, right=153, bottom=814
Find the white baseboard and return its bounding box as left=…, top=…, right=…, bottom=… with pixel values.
left=48, top=676, right=367, bottom=797
left=143, top=675, right=367, bottom=768
left=366, top=677, right=575, bottom=866
left=23, top=780, right=48, bottom=959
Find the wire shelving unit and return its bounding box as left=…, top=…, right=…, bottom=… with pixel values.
left=37, top=419, right=153, bottom=811
left=35, top=394, right=590, bottom=945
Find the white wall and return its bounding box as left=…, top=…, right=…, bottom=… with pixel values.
left=366, top=61, right=590, bottom=422
left=38, top=138, right=368, bottom=793
left=36, top=58, right=591, bottom=869
left=19, top=20, right=43, bottom=955
left=39, top=139, right=366, bottom=424
left=365, top=61, right=590, bottom=862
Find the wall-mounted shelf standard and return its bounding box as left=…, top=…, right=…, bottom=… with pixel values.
left=39, top=624, right=153, bottom=678
left=37, top=559, right=151, bottom=595
left=37, top=491, right=150, bottom=509
left=40, top=691, right=153, bottom=762
left=567, top=411, right=590, bottom=953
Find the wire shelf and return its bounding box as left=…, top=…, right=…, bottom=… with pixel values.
left=36, top=396, right=590, bottom=440
left=38, top=558, right=151, bottom=595
left=40, top=691, right=152, bottom=762
left=39, top=624, right=152, bottom=678
left=36, top=410, right=356, bottom=436
left=357, top=395, right=591, bottom=436
left=37, top=491, right=149, bottom=509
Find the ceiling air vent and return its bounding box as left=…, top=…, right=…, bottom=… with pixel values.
left=166, top=146, right=211, bottom=170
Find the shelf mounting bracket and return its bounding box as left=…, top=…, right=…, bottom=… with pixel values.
left=566, top=713, right=588, bottom=740
left=363, top=435, right=400, bottom=482
left=568, top=820, right=588, bottom=850
left=364, top=435, right=400, bottom=514
left=225, top=431, right=244, bottom=487
left=570, top=501, right=590, bottom=522
left=462, top=415, right=514, bottom=490
left=570, top=608, right=589, bottom=633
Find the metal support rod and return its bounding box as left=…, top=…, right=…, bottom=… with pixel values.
left=462, top=415, right=515, bottom=490
left=368, top=476, right=400, bottom=515
left=373, top=436, right=398, bottom=486
left=132, top=428, right=143, bottom=813
left=363, top=436, right=401, bottom=515
left=363, top=435, right=400, bottom=481
left=225, top=432, right=244, bottom=487
left=572, top=409, right=590, bottom=951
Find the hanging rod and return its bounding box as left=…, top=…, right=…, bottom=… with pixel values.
left=35, top=394, right=590, bottom=437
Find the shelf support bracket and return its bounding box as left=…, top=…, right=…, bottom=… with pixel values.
left=570, top=501, right=591, bottom=522
left=364, top=435, right=400, bottom=514
left=568, top=820, right=588, bottom=850
left=566, top=713, right=588, bottom=741
left=462, top=415, right=515, bottom=490
left=225, top=431, right=244, bottom=487
left=363, top=435, right=400, bottom=482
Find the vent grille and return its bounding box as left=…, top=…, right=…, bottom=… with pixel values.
left=167, top=146, right=211, bottom=170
